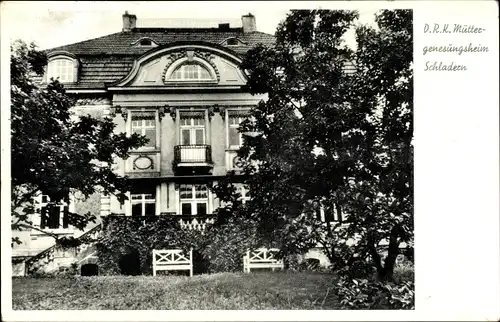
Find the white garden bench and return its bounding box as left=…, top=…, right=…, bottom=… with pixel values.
left=153, top=249, right=193, bottom=277
left=243, top=248, right=284, bottom=273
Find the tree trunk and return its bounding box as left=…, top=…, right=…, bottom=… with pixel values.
left=378, top=225, right=401, bottom=281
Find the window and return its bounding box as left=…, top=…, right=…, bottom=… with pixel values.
left=131, top=112, right=156, bottom=148
left=227, top=112, right=248, bottom=148
left=179, top=184, right=208, bottom=215
left=315, top=204, right=342, bottom=222
left=140, top=39, right=152, bottom=46
left=131, top=192, right=156, bottom=216
left=36, top=194, right=69, bottom=229
left=180, top=112, right=205, bottom=145
left=170, top=63, right=213, bottom=81
left=130, top=37, right=158, bottom=47
left=47, top=58, right=76, bottom=83
left=236, top=185, right=251, bottom=204
left=226, top=38, right=238, bottom=46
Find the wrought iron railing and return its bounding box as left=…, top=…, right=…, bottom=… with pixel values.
left=24, top=223, right=103, bottom=275
left=174, top=145, right=212, bottom=165
left=104, top=213, right=217, bottom=230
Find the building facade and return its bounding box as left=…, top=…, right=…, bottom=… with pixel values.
left=12, top=12, right=277, bottom=274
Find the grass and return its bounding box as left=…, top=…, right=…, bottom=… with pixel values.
left=12, top=271, right=341, bottom=310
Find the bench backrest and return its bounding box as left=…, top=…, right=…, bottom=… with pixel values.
left=247, top=248, right=281, bottom=263
left=153, top=249, right=192, bottom=266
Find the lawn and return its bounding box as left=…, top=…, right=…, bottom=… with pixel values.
left=12, top=271, right=341, bottom=310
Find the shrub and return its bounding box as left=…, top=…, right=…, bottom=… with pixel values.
left=335, top=277, right=414, bottom=310
left=393, top=255, right=414, bottom=283
left=95, top=216, right=200, bottom=275
left=202, top=217, right=261, bottom=273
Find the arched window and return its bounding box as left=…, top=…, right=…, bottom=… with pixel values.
left=47, top=57, right=77, bottom=83
left=169, top=63, right=213, bottom=81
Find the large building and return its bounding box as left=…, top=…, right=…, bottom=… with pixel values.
left=12, top=11, right=282, bottom=275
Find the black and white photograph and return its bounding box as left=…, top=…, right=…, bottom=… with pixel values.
left=1, top=1, right=498, bottom=320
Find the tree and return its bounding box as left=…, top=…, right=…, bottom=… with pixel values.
left=10, top=40, right=147, bottom=244
left=215, top=9, right=413, bottom=281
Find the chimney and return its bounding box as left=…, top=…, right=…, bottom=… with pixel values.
left=122, top=11, right=137, bottom=32
left=241, top=13, right=256, bottom=33
left=218, top=23, right=230, bottom=30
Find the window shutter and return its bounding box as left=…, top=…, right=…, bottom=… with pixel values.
left=40, top=206, right=48, bottom=229
left=63, top=206, right=69, bottom=228
left=48, top=205, right=61, bottom=229
left=315, top=209, right=322, bottom=221
left=324, top=206, right=335, bottom=222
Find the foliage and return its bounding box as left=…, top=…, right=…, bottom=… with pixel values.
left=12, top=272, right=342, bottom=310
left=27, top=262, right=79, bottom=278
left=392, top=256, right=415, bottom=284
left=95, top=216, right=197, bottom=275
left=335, top=277, right=414, bottom=310
left=222, top=9, right=413, bottom=281
left=202, top=216, right=261, bottom=272
left=10, top=40, right=147, bottom=244
left=95, top=214, right=264, bottom=274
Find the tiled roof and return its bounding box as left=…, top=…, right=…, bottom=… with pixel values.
left=79, top=56, right=135, bottom=84
left=43, top=28, right=275, bottom=89
left=47, top=28, right=275, bottom=56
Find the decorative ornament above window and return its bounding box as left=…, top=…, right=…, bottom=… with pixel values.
left=162, top=49, right=220, bottom=84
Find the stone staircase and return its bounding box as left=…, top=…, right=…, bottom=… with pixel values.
left=20, top=215, right=218, bottom=276
left=23, top=223, right=102, bottom=276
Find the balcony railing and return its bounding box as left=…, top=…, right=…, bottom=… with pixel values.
left=174, top=145, right=213, bottom=166
left=103, top=214, right=217, bottom=231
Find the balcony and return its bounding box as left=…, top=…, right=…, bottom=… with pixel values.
left=102, top=214, right=216, bottom=231
left=173, top=145, right=213, bottom=174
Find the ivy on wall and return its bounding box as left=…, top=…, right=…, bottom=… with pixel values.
left=95, top=216, right=263, bottom=275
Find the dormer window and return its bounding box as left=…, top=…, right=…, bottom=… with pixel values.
left=220, top=37, right=246, bottom=46
left=130, top=37, right=158, bottom=47
left=170, top=63, right=213, bottom=81
left=227, top=38, right=238, bottom=46
left=47, top=55, right=78, bottom=83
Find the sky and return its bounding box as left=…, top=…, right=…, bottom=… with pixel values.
left=2, top=1, right=380, bottom=50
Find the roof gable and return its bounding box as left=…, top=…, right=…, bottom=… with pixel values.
left=111, top=43, right=247, bottom=89
left=41, top=27, right=274, bottom=89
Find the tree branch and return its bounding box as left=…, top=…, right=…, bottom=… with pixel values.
left=17, top=223, right=59, bottom=240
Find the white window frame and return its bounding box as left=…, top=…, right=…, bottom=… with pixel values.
left=130, top=193, right=156, bottom=216
left=236, top=185, right=251, bottom=204
left=128, top=110, right=159, bottom=150
left=170, top=63, right=213, bottom=81
left=228, top=115, right=244, bottom=149
left=226, top=110, right=251, bottom=149
left=33, top=194, right=69, bottom=230
left=317, top=204, right=341, bottom=222
left=47, top=57, right=77, bottom=83
left=179, top=184, right=209, bottom=215
left=179, top=114, right=206, bottom=146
